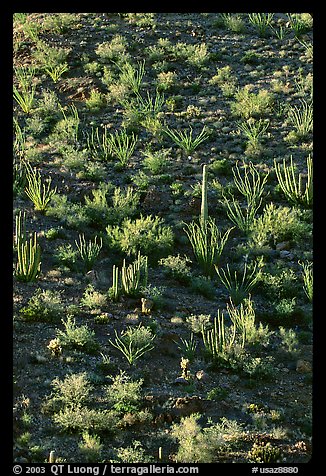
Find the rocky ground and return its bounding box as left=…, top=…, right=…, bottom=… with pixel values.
left=13, top=13, right=313, bottom=465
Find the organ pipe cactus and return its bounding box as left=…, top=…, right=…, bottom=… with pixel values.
left=14, top=210, right=27, bottom=248
left=15, top=232, right=41, bottom=282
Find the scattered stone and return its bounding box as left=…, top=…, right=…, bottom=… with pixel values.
left=296, top=360, right=312, bottom=373
left=174, top=376, right=189, bottom=385
left=141, top=297, right=153, bottom=314
left=195, top=370, right=210, bottom=382
left=172, top=396, right=206, bottom=417
left=276, top=241, right=291, bottom=251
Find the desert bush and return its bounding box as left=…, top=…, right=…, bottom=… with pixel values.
left=105, top=371, right=144, bottom=414
left=171, top=413, right=244, bottom=463
left=115, top=440, right=153, bottom=463
left=20, top=289, right=63, bottom=322
left=142, top=148, right=171, bottom=175
left=231, top=85, right=274, bottom=119
left=219, top=13, right=246, bottom=33
left=56, top=315, right=99, bottom=354
left=258, top=267, right=298, bottom=301
left=190, top=275, right=216, bottom=299
left=50, top=104, right=80, bottom=144
left=159, top=254, right=192, bottom=284
left=279, top=326, right=298, bottom=354
left=84, top=183, right=139, bottom=228
left=49, top=372, right=93, bottom=410
left=249, top=203, right=311, bottom=249
left=80, top=284, right=107, bottom=310
left=186, top=314, right=211, bottom=334
left=78, top=431, right=103, bottom=463
left=96, top=35, right=130, bottom=63
left=53, top=406, right=118, bottom=434
left=106, top=214, right=174, bottom=260
left=116, top=60, right=145, bottom=94
left=248, top=440, right=282, bottom=463
left=46, top=193, right=90, bottom=230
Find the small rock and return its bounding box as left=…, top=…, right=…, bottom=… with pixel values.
left=276, top=241, right=291, bottom=251
left=174, top=377, right=189, bottom=385
left=279, top=250, right=294, bottom=260
left=195, top=370, right=210, bottom=382
left=173, top=396, right=206, bottom=416
left=141, top=297, right=153, bottom=314
left=296, top=359, right=312, bottom=373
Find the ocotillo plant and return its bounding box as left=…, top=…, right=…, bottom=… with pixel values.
left=274, top=155, right=313, bottom=208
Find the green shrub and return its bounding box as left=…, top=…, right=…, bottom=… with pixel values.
left=54, top=243, right=78, bottom=270
left=84, top=183, right=139, bottom=229
left=159, top=254, right=192, bottom=284
left=219, top=13, right=246, bottom=33
left=53, top=406, right=118, bottom=434
left=279, top=326, right=298, bottom=354
left=231, top=85, right=274, bottom=119
left=56, top=315, right=99, bottom=354
left=115, top=440, right=153, bottom=463
left=171, top=413, right=244, bottom=463
left=20, top=289, right=63, bottom=322
left=142, top=148, right=171, bottom=175
left=190, top=275, right=216, bottom=299
left=186, top=313, right=211, bottom=334
left=80, top=285, right=107, bottom=310
left=78, top=432, right=103, bottom=463
left=250, top=203, right=311, bottom=248
left=46, top=193, right=90, bottom=230
left=85, top=89, right=106, bottom=111
left=106, top=214, right=174, bottom=260
left=49, top=372, right=93, bottom=411
left=258, top=267, right=298, bottom=300
left=96, top=35, right=130, bottom=63
left=248, top=441, right=282, bottom=463
left=105, top=371, right=144, bottom=414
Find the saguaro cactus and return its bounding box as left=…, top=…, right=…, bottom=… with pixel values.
left=200, top=164, right=208, bottom=226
